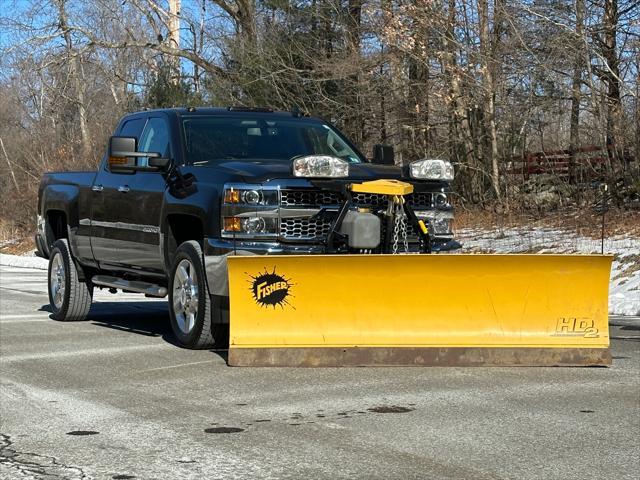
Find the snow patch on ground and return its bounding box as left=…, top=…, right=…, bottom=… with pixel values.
left=0, top=252, right=48, bottom=270
left=456, top=227, right=640, bottom=316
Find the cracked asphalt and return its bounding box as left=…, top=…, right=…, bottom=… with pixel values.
left=1, top=264, right=639, bottom=480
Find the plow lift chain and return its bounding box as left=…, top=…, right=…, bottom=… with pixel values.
left=324, top=179, right=431, bottom=255
left=390, top=197, right=408, bottom=254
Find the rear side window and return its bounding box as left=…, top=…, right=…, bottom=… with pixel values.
left=119, top=118, right=146, bottom=140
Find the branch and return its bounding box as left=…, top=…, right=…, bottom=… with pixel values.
left=0, top=137, right=20, bottom=190
left=68, top=24, right=225, bottom=77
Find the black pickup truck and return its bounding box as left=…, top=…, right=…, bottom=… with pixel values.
left=37, top=107, right=459, bottom=348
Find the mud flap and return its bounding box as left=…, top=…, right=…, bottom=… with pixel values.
left=227, top=254, right=612, bottom=367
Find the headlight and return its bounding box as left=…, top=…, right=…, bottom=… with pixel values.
left=410, top=159, right=454, bottom=181
left=434, top=193, right=449, bottom=208
left=223, top=216, right=277, bottom=235
left=415, top=211, right=454, bottom=236
left=431, top=218, right=452, bottom=235
left=242, top=190, right=262, bottom=205
left=240, top=217, right=266, bottom=234
left=223, top=186, right=276, bottom=205
left=221, top=184, right=279, bottom=238
left=292, top=155, right=349, bottom=178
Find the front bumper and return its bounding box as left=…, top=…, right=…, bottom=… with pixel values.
left=202, top=237, right=462, bottom=296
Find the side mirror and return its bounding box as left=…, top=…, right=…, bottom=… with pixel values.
left=108, top=136, right=137, bottom=169
left=108, top=136, right=169, bottom=172
left=372, top=144, right=395, bottom=165
left=148, top=157, right=171, bottom=169
left=109, top=136, right=137, bottom=157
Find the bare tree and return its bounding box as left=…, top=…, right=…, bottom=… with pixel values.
left=601, top=0, right=623, bottom=166
left=56, top=0, right=91, bottom=159
left=569, top=0, right=586, bottom=183
left=478, top=0, right=501, bottom=198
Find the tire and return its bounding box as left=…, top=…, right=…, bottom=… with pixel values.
left=169, top=241, right=223, bottom=349
left=48, top=239, right=93, bottom=321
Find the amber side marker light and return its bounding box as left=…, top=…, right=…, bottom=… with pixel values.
left=108, top=156, right=127, bottom=165
left=225, top=189, right=241, bottom=203
left=224, top=217, right=242, bottom=232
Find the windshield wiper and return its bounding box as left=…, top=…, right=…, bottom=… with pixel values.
left=193, top=155, right=244, bottom=165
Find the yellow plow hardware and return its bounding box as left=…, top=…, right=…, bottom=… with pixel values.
left=227, top=254, right=613, bottom=367
left=350, top=179, right=414, bottom=196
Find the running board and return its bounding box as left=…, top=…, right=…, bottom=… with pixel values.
left=91, top=275, right=168, bottom=297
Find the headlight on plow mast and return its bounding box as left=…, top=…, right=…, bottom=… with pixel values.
left=292, top=155, right=349, bottom=178
left=410, top=159, right=454, bottom=181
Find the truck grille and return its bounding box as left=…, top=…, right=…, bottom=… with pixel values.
left=352, top=193, right=388, bottom=208
left=280, top=190, right=340, bottom=207
left=409, top=192, right=433, bottom=209
left=278, top=188, right=434, bottom=241
left=280, top=218, right=332, bottom=240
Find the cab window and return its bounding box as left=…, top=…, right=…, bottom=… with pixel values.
left=138, top=117, right=170, bottom=167
left=119, top=118, right=146, bottom=140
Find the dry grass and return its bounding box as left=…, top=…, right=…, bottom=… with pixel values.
left=0, top=237, right=35, bottom=255
left=454, top=206, right=640, bottom=240
left=0, top=219, right=36, bottom=254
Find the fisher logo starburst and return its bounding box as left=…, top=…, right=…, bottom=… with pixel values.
left=247, top=268, right=295, bottom=309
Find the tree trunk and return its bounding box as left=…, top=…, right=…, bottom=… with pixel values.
left=235, top=0, right=257, bottom=49
left=56, top=0, right=90, bottom=162
left=381, top=0, right=404, bottom=164
left=168, top=0, right=181, bottom=79
left=194, top=0, right=206, bottom=92
left=569, top=0, right=585, bottom=184
left=603, top=0, right=623, bottom=168
left=346, top=0, right=363, bottom=146
left=444, top=0, right=481, bottom=201
left=635, top=54, right=640, bottom=174
left=478, top=0, right=500, bottom=198
left=408, top=33, right=429, bottom=158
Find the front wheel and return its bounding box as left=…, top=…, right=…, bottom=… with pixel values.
left=169, top=241, right=223, bottom=349
left=48, top=239, right=92, bottom=321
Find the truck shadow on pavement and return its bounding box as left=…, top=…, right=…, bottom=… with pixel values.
left=38, top=301, right=230, bottom=361
left=40, top=301, right=178, bottom=343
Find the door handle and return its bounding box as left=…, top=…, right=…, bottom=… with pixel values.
left=118, top=185, right=130, bottom=193
left=92, top=185, right=103, bottom=192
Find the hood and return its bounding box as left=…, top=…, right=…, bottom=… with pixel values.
left=216, top=160, right=408, bottom=183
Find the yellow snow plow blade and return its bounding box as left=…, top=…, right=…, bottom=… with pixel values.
left=227, top=254, right=612, bottom=367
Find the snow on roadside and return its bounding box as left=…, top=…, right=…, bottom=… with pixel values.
left=1, top=231, right=638, bottom=316
left=456, top=227, right=640, bottom=316
left=0, top=252, right=48, bottom=270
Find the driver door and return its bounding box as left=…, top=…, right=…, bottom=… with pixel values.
left=128, top=116, right=171, bottom=272
left=90, top=116, right=147, bottom=270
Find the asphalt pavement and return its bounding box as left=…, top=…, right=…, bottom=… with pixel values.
left=1, top=263, right=639, bottom=480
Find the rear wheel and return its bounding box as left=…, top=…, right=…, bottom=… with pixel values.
left=48, top=239, right=93, bottom=321
left=169, top=241, right=226, bottom=349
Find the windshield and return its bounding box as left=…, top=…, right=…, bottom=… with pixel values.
left=181, top=116, right=364, bottom=165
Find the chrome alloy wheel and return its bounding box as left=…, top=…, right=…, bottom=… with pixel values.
left=49, top=252, right=66, bottom=309
left=172, top=259, right=199, bottom=334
